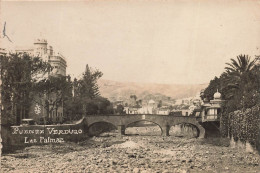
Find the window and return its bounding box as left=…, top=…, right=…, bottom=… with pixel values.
left=209, top=109, right=215, bottom=115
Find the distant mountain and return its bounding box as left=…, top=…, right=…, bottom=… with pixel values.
left=98, top=79, right=208, bottom=104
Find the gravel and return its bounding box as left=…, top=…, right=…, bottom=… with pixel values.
left=1, top=127, right=260, bottom=173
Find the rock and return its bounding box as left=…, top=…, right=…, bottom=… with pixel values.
left=181, top=169, right=190, bottom=173
left=2, top=135, right=260, bottom=173
left=111, top=160, right=117, bottom=165
left=161, top=158, right=171, bottom=163
left=121, top=164, right=128, bottom=168
left=128, top=154, right=136, bottom=158
left=139, top=161, right=145, bottom=165
left=97, top=159, right=103, bottom=163
left=137, top=155, right=145, bottom=159
left=133, top=168, right=140, bottom=173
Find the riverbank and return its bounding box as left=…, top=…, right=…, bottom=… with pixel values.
left=1, top=128, right=259, bottom=173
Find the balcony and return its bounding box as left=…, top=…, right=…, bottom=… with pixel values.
left=202, top=114, right=220, bottom=122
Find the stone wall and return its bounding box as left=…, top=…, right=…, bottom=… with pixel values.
left=2, top=119, right=87, bottom=151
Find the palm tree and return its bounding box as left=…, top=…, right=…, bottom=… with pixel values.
left=223, top=54, right=257, bottom=100
left=225, top=54, right=256, bottom=76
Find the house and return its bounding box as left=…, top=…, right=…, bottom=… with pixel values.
left=124, top=107, right=138, bottom=114
left=192, top=90, right=224, bottom=122
left=157, top=108, right=170, bottom=115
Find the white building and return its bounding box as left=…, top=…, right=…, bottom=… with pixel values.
left=124, top=107, right=138, bottom=114
left=200, top=90, right=223, bottom=122
left=15, top=38, right=67, bottom=124
left=15, top=38, right=67, bottom=76
left=157, top=108, right=170, bottom=115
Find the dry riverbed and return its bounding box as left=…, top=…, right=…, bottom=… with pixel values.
left=1, top=127, right=260, bottom=173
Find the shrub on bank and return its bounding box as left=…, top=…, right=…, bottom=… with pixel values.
left=221, top=104, right=260, bottom=150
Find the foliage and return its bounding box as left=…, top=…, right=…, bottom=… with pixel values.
left=203, top=54, right=259, bottom=113
left=0, top=53, right=52, bottom=125
left=157, top=100, right=162, bottom=108
left=226, top=105, right=260, bottom=147
left=74, top=64, right=103, bottom=100
left=65, top=64, right=113, bottom=120
left=33, top=75, right=73, bottom=123
left=201, top=77, right=221, bottom=101
left=115, top=104, right=124, bottom=115
left=1, top=53, right=113, bottom=124
left=203, top=54, right=260, bottom=140
left=129, top=95, right=137, bottom=106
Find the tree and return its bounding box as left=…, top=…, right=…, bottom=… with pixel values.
left=136, top=99, right=142, bottom=108
left=130, top=95, right=137, bottom=106
left=33, top=75, right=73, bottom=124
left=116, top=104, right=124, bottom=115
left=1, top=53, right=51, bottom=125
left=225, top=54, right=256, bottom=76
left=203, top=54, right=259, bottom=113
left=201, top=77, right=221, bottom=101
left=202, top=54, right=260, bottom=138
left=69, top=64, right=111, bottom=117
left=78, top=64, right=103, bottom=100
left=223, top=54, right=258, bottom=111
left=158, top=100, right=162, bottom=108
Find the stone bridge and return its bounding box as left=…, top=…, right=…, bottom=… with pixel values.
left=84, top=114, right=205, bottom=138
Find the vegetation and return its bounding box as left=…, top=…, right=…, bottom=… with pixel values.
left=62, top=65, right=113, bottom=121
left=202, top=54, right=260, bottom=141
left=129, top=95, right=142, bottom=108
left=33, top=75, right=73, bottom=124
left=1, top=53, right=52, bottom=125
left=201, top=54, right=260, bottom=112
left=1, top=53, right=113, bottom=125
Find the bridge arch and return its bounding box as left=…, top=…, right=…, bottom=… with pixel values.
left=87, top=120, right=117, bottom=129
left=169, top=120, right=205, bottom=138
left=169, top=123, right=200, bottom=138
left=125, top=120, right=163, bottom=136
left=86, top=120, right=118, bottom=136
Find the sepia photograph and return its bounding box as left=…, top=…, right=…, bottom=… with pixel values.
left=0, top=0, right=260, bottom=172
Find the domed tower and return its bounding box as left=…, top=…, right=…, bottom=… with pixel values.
left=33, top=38, right=48, bottom=57
left=213, top=89, right=221, bottom=100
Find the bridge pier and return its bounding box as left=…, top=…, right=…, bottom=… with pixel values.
left=117, top=125, right=125, bottom=136
left=162, top=125, right=170, bottom=136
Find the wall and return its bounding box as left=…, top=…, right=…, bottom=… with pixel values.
left=4, top=119, right=86, bottom=150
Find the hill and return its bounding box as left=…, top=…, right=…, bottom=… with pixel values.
left=98, top=79, right=208, bottom=104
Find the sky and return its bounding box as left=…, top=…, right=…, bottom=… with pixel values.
left=1, top=0, right=260, bottom=84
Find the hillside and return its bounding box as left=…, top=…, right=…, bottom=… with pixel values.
left=98, top=79, right=208, bottom=104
